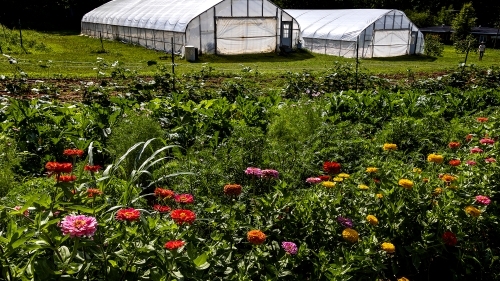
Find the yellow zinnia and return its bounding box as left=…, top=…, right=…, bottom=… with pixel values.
left=342, top=228, right=359, bottom=243
left=432, top=188, right=443, bottom=196
left=333, top=177, right=343, bottom=182
left=366, top=167, right=378, bottom=173
left=376, top=193, right=383, bottom=199
left=338, top=173, right=350, bottom=178
left=441, top=174, right=457, bottom=182
left=366, top=215, right=378, bottom=226
left=412, top=168, right=422, bottom=174
left=465, top=206, right=481, bottom=217
left=381, top=242, right=396, bottom=253
left=398, top=179, right=414, bottom=189
left=358, top=184, right=369, bottom=190
left=322, top=181, right=336, bottom=188
left=383, top=143, right=397, bottom=151
left=427, top=153, right=444, bottom=164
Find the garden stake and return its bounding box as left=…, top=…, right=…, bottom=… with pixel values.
left=171, top=37, right=176, bottom=92
left=19, top=19, right=27, bottom=54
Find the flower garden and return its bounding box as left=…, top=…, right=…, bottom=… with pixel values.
left=1, top=62, right=500, bottom=280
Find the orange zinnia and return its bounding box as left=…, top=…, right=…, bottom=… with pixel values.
left=449, top=159, right=461, bottom=166
left=224, top=184, right=242, bottom=196
left=247, top=230, right=266, bottom=245
left=154, top=188, right=175, bottom=199
left=63, top=149, right=84, bottom=157
left=116, top=208, right=140, bottom=221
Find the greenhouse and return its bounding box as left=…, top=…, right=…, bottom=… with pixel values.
left=285, top=9, right=424, bottom=58
left=81, top=0, right=299, bottom=55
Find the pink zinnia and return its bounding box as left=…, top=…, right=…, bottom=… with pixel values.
left=485, top=157, right=496, bottom=163
left=175, top=194, right=194, bottom=204
left=475, top=195, right=491, bottom=205
left=245, top=167, right=262, bottom=177
left=306, top=177, right=322, bottom=184
left=480, top=138, right=495, bottom=145
left=60, top=214, right=98, bottom=238
left=261, top=169, right=279, bottom=179
left=466, top=160, right=477, bottom=166
left=470, top=147, right=483, bottom=154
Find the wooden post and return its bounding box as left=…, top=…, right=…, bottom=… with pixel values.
left=355, top=36, right=359, bottom=92
left=171, top=37, right=176, bottom=92
left=99, top=32, right=105, bottom=53
left=19, top=19, right=27, bottom=54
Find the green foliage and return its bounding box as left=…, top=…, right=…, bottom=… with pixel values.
left=435, top=5, right=455, bottom=25
left=451, top=3, right=477, bottom=45
left=424, top=34, right=445, bottom=57
left=404, top=9, right=435, bottom=27
left=0, top=134, right=19, bottom=197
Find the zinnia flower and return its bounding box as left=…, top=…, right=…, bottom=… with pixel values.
left=413, top=168, right=422, bottom=174
left=449, top=159, right=461, bottom=166
left=427, top=154, right=444, bottom=164
left=432, top=188, right=443, bottom=196
left=383, top=143, right=397, bottom=151
left=281, top=241, right=298, bottom=255
left=366, top=167, right=378, bottom=173
left=60, top=214, right=98, bottom=238
left=175, top=194, right=194, bottom=204
left=164, top=240, right=185, bottom=250
left=466, top=160, right=477, bottom=166
left=398, top=277, right=410, bottom=281
left=342, top=228, right=359, bottom=243
left=398, top=179, right=414, bottom=189
left=448, top=141, right=460, bottom=149
left=381, top=242, right=396, bottom=253
left=84, top=165, right=101, bottom=173
left=116, top=208, right=141, bottom=222
left=224, top=184, right=242, bottom=196
left=247, top=230, right=266, bottom=245
left=440, top=174, right=457, bottom=183
left=63, top=149, right=84, bottom=157
left=333, top=177, right=343, bottom=182
left=480, top=138, right=495, bottom=145
left=465, top=134, right=474, bottom=142
left=87, top=188, right=103, bottom=197
left=442, top=231, right=457, bottom=246
left=337, top=216, right=353, bottom=228
left=366, top=215, right=378, bottom=226
left=323, top=161, right=341, bottom=174
left=470, top=147, right=483, bottom=154
left=485, top=157, right=496, bottom=163
left=45, top=162, right=73, bottom=174
left=261, top=169, right=279, bottom=179
left=338, top=173, right=350, bottom=178
left=476, top=117, right=488, bottom=123
left=464, top=206, right=481, bottom=217
left=154, top=188, right=175, bottom=199
left=322, top=181, right=336, bottom=188
left=358, top=184, right=369, bottom=190
left=475, top=195, right=491, bottom=205
left=153, top=204, right=171, bottom=213
left=58, top=174, right=76, bottom=182
left=306, top=177, right=322, bottom=184
left=376, top=193, right=383, bottom=199
left=318, top=175, right=330, bottom=181
left=170, top=209, right=196, bottom=225
left=245, top=167, right=262, bottom=177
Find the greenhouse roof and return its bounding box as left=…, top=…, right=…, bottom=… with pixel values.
left=285, top=9, right=401, bottom=41
left=82, top=0, right=224, bottom=32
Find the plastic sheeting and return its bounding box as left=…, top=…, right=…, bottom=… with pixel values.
left=216, top=18, right=277, bottom=54
left=285, top=9, right=424, bottom=58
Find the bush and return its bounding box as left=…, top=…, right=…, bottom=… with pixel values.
left=424, top=34, right=445, bottom=57
left=0, top=134, right=19, bottom=197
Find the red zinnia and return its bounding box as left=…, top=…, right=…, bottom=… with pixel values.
left=63, top=149, right=84, bottom=157
left=175, top=194, right=194, bottom=204
left=224, top=184, right=242, bottom=196
left=442, top=231, right=457, bottom=246
left=323, top=161, right=341, bottom=174
left=116, top=208, right=141, bottom=222
left=465, top=134, right=474, bottom=142
left=170, top=209, right=196, bottom=225
left=449, top=159, right=461, bottom=166
left=476, top=117, right=488, bottom=123
left=164, top=240, right=185, bottom=250
left=46, top=162, right=73, bottom=174
left=84, top=165, right=101, bottom=172
left=58, top=174, right=77, bottom=182
left=448, top=141, right=460, bottom=149
left=153, top=204, right=171, bottom=213
left=154, top=188, right=175, bottom=199
left=87, top=188, right=103, bottom=197
left=318, top=175, right=330, bottom=181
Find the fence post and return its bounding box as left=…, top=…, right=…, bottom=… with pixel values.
left=99, top=32, right=105, bottom=53
left=171, top=37, right=176, bottom=92
left=19, top=19, right=27, bottom=54
left=355, top=36, right=359, bottom=92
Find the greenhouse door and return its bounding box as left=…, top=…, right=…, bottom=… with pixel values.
left=216, top=17, right=277, bottom=54
left=409, top=31, right=418, bottom=55
left=280, top=21, right=292, bottom=47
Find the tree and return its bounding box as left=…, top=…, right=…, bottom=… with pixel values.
left=435, top=5, right=455, bottom=25
left=451, top=3, right=477, bottom=43
left=405, top=9, right=435, bottom=27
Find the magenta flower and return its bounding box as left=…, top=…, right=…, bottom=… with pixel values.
left=485, top=157, right=496, bottom=163
left=466, top=160, right=477, bottom=166
left=475, top=195, right=491, bottom=205
left=480, top=138, right=495, bottom=145
left=174, top=194, right=195, bottom=204
left=306, top=177, right=322, bottom=184
left=245, top=167, right=262, bottom=177
left=261, top=169, right=279, bottom=179
left=13, top=206, right=29, bottom=217
left=60, top=214, right=98, bottom=238
left=281, top=241, right=298, bottom=255
left=337, top=216, right=353, bottom=228
left=470, top=147, right=483, bottom=154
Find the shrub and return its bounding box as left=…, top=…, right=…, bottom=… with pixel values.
left=424, top=34, right=445, bottom=57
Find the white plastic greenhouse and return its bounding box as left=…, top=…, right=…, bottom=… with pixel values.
left=81, top=0, right=300, bottom=55
left=285, top=9, right=424, bottom=58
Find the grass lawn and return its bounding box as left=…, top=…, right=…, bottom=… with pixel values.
left=1, top=27, right=500, bottom=78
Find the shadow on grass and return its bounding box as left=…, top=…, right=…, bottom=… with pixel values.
left=196, top=49, right=315, bottom=63
left=40, top=30, right=81, bottom=36
left=366, top=54, right=438, bottom=62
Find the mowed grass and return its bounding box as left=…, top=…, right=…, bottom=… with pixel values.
left=1, top=28, right=500, bottom=78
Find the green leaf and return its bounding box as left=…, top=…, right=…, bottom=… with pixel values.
left=193, top=253, right=210, bottom=270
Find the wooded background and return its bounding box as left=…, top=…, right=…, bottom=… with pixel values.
left=0, top=0, right=498, bottom=30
